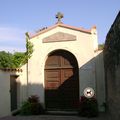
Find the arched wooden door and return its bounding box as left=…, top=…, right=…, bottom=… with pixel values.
left=45, top=50, right=79, bottom=110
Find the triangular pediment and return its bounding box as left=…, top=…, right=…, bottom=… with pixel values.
left=43, top=32, right=76, bottom=43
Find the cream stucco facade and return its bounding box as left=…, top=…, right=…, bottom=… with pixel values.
left=27, top=23, right=105, bottom=110
left=0, top=66, right=27, bottom=117
left=0, top=22, right=105, bottom=117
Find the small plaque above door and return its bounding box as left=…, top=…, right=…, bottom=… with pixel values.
left=43, top=32, right=76, bottom=43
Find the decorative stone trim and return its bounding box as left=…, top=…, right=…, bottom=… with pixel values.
left=0, top=68, right=23, bottom=72
left=29, top=23, right=91, bottom=39
left=43, top=32, right=76, bottom=43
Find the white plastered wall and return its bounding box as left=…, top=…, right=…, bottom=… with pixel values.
left=19, top=65, right=28, bottom=105
left=95, top=50, right=106, bottom=111
left=0, top=70, right=23, bottom=117
left=0, top=25, right=106, bottom=117
left=28, top=26, right=96, bottom=106
left=0, top=70, right=11, bottom=117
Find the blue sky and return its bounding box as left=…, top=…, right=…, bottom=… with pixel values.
left=0, top=0, right=119, bottom=52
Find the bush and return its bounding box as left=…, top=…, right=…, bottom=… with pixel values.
left=20, top=101, right=32, bottom=115
left=78, top=96, right=98, bottom=117
left=20, top=95, right=44, bottom=115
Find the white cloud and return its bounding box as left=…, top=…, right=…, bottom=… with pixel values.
left=0, top=26, right=26, bottom=52
left=0, top=27, right=26, bottom=41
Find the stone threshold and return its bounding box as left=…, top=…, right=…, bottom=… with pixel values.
left=45, top=111, right=78, bottom=116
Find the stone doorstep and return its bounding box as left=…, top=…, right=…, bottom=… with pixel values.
left=46, top=111, right=78, bottom=116
left=11, top=109, right=20, bottom=116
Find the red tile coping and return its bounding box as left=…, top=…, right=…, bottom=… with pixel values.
left=0, top=68, right=23, bottom=72
left=29, top=23, right=92, bottom=39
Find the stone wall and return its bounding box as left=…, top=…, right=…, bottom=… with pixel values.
left=104, top=11, right=120, bottom=120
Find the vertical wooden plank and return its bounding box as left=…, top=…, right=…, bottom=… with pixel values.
left=45, top=50, right=79, bottom=110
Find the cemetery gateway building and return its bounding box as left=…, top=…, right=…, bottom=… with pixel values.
left=0, top=13, right=105, bottom=117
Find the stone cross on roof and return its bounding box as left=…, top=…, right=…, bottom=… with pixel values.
left=56, top=12, right=64, bottom=23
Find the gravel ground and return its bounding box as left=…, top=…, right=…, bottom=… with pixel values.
left=0, top=114, right=110, bottom=120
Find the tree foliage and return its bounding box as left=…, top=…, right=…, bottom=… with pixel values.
left=24, top=32, right=34, bottom=63
left=12, top=52, right=25, bottom=68
left=0, top=51, right=25, bottom=68
left=98, top=44, right=104, bottom=50
left=0, top=33, right=33, bottom=68
left=0, top=51, right=14, bottom=68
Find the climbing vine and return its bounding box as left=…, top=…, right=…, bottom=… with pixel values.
left=24, top=32, right=34, bottom=64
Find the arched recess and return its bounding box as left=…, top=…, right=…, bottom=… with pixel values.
left=44, top=50, right=79, bottom=110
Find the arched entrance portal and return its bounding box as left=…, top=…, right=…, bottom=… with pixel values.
left=45, top=50, right=79, bottom=110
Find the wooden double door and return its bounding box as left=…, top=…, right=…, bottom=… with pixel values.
left=45, top=50, right=79, bottom=110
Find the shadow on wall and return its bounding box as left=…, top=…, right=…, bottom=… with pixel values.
left=0, top=51, right=105, bottom=117
left=10, top=81, right=44, bottom=112
left=79, top=51, right=106, bottom=112
left=19, top=51, right=105, bottom=111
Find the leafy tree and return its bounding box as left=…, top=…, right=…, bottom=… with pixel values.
left=0, top=40, right=33, bottom=68
left=21, top=32, right=34, bottom=65
left=0, top=33, right=33, bottom=68
left=0, top=51, right=14, bottom=68
left=25, top=32, right=34, bottom=61
left=12, top=52, right=25, bottom=68
left=98, top=44, right=104, bottom=50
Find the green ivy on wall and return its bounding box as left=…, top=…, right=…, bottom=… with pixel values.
left=24, top=32, right=34, bottom=64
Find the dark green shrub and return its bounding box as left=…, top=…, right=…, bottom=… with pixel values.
left=78, top=96, right=98, bottom=117
left=30, top=103, right=44, bottom=115
left=20, top=101, right=32, bottom=115
left=20, top=95, right=44, bottom=115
